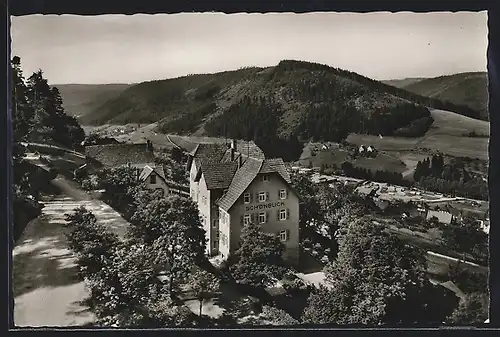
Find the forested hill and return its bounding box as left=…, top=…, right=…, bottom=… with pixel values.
left=52, top=83, right=132, bottom=118
left=399, top=72, right=488, bottom=120
left=79, top=60, right=486, bottom=159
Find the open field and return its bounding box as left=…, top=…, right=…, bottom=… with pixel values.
left=346, top=108, right=489, bottom=161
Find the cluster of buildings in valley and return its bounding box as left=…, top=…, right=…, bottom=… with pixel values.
left=306, top=171, right=490, bottom=233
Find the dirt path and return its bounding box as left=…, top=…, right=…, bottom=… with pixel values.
left=13, top=176, right=130, bottom=327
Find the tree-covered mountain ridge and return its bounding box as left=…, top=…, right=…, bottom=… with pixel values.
left=79, top=60, right=486, bottom=155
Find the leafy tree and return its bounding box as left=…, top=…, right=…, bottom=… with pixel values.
left=97, top=166, right=143, bottom=217
left=188, top=267, right=220, bottom=316
left=170, top=146, right=184, bottom=163
left=447, top=262, right=488, bottom=294
left=229, top=223, right=287, bottom=288
left=441, top=217, right=488, bottom=263
left=128, top=194, right=206, bottom=296
left=447, top=292, right=489, bottom=325
left=64, top=207, right=120, bottom=277
left=290, top=171, right=321, bottom=232
left=259, top=305, right=300, bottom=326
left=302, top=219, right=455, bottom=325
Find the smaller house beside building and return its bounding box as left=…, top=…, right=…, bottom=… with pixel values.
left=139, top=165, right=189, bottom=197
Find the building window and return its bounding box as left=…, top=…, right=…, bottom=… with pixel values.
left=213, top=241, right=217, bottom=249
left=261, top=175, right=269, bottom=182
left=243, top=193, right=251, bottom=204
left=279, top=209, right=287, bottom=221
left=279, top=189, right=287, bottom=200
left=279, top=230, right=288, bottom=242
left=150, top=174, right=156, bottom=184
left=259, top=212, right=267, bottom=224
left=212, top=220, right=217, bottom=228
left=202, top=196, right=207, bottom=205
left=191, top=189, right=194, bottom=198
left=244, top=214, right=251, bottom=225
left=258, top=191, right=267, bottom=203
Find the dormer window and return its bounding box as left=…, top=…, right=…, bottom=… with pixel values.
left=150, top=174, right=156, bottom=184
left=261, top=175, right=269, bottom=182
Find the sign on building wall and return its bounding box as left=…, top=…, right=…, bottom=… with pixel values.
left=245, top=201, right=286, bottom=212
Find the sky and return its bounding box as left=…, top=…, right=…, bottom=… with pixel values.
left=10, top=12, right=488, bottom=85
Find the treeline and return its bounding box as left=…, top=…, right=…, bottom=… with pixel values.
left=413, top=154, right=488, bottom=200
left=340, top=161, right=408, bottom=186
left=274, top=60, right=485, bottom=120
left=11, top=56, right=86, bottom=241
left=204, top=96, right=302, bottom=161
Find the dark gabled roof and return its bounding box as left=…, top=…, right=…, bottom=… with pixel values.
left=85, top=143, right=155, bottom=167
left=217, top=157, right=264, bottom=211
left=202, top=162, right=239, bottom=190
left=191, top=143, right=229, bottom=164
left=139, top=165, right=166, bottom=182
left=260, top=158, right=291, bottom=183
left=220, top=140, right=265, bottom=162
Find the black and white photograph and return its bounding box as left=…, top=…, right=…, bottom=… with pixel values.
left=10, top=11, right=490, bottom=328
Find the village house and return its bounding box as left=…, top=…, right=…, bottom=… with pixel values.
left=139, top=164, right=189, bottom=197
left=187, top=140, right=300, bottom=265
left=426, top=210, right=453, bottom=225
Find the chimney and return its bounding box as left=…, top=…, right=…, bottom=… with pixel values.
left=230, top=147, right=235, bottom=161
left=231, top=139, right=236, bottom=150
left=238, top=154, right=243, bottom=168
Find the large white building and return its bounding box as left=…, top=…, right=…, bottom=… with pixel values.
left=187, top=140, right=300, bottom=265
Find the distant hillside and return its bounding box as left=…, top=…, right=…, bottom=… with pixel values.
left=52, top=83, right=131, bottom=118
left=401, top=72, right=488, bottom=120
left=382, top=77, right=426, bottom=88
left=78, top=60, right=486, bottom=159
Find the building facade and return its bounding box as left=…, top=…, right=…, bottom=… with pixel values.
left=188, top=140, right=300, bottom=265
left=140, top=165, right=189, bottom=197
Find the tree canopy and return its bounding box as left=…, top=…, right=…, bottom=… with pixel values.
left=302, top=220, right=457, bottom=325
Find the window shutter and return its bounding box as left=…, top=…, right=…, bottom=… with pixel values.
left=287, top=208, right=290, bottom=220
left=255, top=193, right=259, bottom=202
left=249, top=193, right=253, bottom=203
left=285, top=189, right=288, bottom=199
left=278, top=189, right=281, bottom=199
left=266, top=211, right=269, bottom=223
left=251, top=213, right=255, bottom=224
left=286, top=229, right=290, bottom=241
left=266, top=192, right=269, bottom=201
left=276, top=210, right=280, bottom=221
left=240, top=216, right=243, bottom=226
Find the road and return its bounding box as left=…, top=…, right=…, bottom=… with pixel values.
left=12, top=175, right=129, bottom=327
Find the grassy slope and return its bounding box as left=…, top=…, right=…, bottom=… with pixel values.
left=402, top=72, right=488, bottom=120
left=53, top=83, right=132, bottom=118
left=347, top=108, right=490, bottom=161
left=298, top=107, right=489, bottom=179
